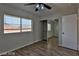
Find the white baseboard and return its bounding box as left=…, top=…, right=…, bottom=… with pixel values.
left=0, top=40, right=41, bottom=55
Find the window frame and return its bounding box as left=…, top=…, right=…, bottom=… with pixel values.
left=4, top=14, right=32, bottom=34
left=21, top=18, right=32, bottom=32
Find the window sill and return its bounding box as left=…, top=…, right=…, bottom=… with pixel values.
left=4, top=31, right=33, bottom=35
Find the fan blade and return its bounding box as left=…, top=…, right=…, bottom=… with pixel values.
left=43, top=4, right=51, bottom=9
left=24, top=3, right=35, bottom=6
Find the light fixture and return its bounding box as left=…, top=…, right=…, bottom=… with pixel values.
left=36, top=4, right=44, bottom=11
left=36, top=4, right=39, bottom=8
left=41, top=4, right=44, bottom=10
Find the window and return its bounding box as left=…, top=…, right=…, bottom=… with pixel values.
left=4, top=14, right=32, bottom=34
left=22, top=18, right=32, bottom=32
left=48, top=23, right=51, bottom=31
left=4, top=15, right=20, bottom=33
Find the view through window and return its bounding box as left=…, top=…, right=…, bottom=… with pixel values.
left=4, top=14, right=32, bottom=34
left=48, top=23, right=51, bottom=31
left=22, top=18, right=32, bottom=32
left=4, top=15, right=20, bottom=33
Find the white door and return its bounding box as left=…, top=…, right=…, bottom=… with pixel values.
left=62, top=14, right=77, bottom=50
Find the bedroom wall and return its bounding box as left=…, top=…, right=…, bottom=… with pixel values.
left=77, top=7, right=79, bottom=51
left=53, top=19, right=59, bottom=37
left=0, top=4, right=41, bottom=54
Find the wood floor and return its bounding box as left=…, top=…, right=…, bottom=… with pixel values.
left=2, top=37, right=78, bottom=56
left=48, top=37, right=78, bottom=56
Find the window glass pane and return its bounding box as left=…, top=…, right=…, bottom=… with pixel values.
left=48, top=23, right=51, bottom=31
left=22, top=18, right=32, bottom=32
left=4, top=15, right=20, bottom=33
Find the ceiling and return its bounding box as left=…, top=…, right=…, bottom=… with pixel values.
left=3, top=3, right=78, bottom=18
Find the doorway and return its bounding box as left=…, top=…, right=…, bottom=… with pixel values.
left=47, top=19, right=59, bottom=49
left=40, top=20, right=47, bottom=41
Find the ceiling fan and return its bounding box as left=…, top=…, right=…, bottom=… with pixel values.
left=24, top=3, right=52, bottom=12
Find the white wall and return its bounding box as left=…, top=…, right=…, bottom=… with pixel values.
left=0, top=4, right=41, bottom=54
left=58, top=18, right=62, bottom=46
left=77, top=6, right=79, bottom=51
